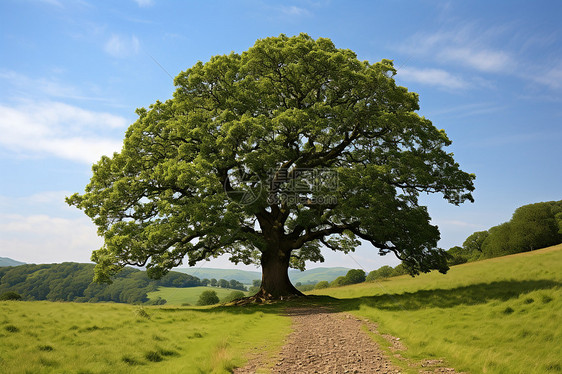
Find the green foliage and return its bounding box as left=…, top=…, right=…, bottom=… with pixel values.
left=67, top=33, right=474, bottom=290
left=366, top=264, right=407, bottom=281
left=221, top=290, right=246, bottom=303
left=314, top=281, right=329, bottom=289
left=196, top=290, right=220, bottom=306
left=366, top=265, right=395, bottom=281
left=447, top=200, right=562, bottom=264
left=345, top=269, right=366, bottom=284
left=330, top=276, right=351, bottom=287
left=445, top=246, right=469, bottom=265
left=0, top=263, right=201, bottom=304
left=0, top=291, right=22, bottom=300
left=452, top=201, right=562, bottom=261
left=228, top=279, right=246, bottom=291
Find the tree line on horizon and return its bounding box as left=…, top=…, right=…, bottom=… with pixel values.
left=446, top=200, right=562, bottom=265
left=0, top=263, right=201, bottom=304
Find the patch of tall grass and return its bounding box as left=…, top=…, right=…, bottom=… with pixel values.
left=0, top=301, right=289, bottom=373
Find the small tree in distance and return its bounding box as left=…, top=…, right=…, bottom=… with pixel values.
left=345, top=269, right=366, bottom=284
left=67, top=34, right=474, bottom=301
left=196, top=290, right=219, bottom=306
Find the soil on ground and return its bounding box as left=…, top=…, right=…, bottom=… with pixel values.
left=234, top=307, right=464, bottom=374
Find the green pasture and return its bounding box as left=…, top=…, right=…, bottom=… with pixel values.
left=0, top=301, right=288, bottom=373
left=1, top=244, right=560, bottom=373
left=147, top=286, right=249, bottom=305
left=312, top=244, right=562, bottom=374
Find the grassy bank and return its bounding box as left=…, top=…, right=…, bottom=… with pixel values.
left=0, top=301, right=289, bottom=373
left=312, top=244, right=562, bottom=373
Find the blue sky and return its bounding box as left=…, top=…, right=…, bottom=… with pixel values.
left=1, top=0, right=561, bottom=272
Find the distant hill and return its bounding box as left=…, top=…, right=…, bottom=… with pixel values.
left=176, top=266, right=352, bottom=284
left=0, top=263, right=202, bottom=304
left=0, top=257, right=25, bottom=267
left=176, top=267, right=261, bottom=284
left=289, top=267, right=351, bottom=284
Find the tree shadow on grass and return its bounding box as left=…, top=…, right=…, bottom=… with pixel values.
left=339, top=279, right=561, bottom=312
left=169, top=279, right=560, bottom=315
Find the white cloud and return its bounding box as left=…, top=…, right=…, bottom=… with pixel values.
left=0, top=213, right=101, bottom=264
left=104, top=34, right=140, bottom=58
left=439, top=47, right=512, bottom=73
left=0, top=191, right=101, bottom=264
left=400, top=24, right=515, bottom=74
left=398, top=67, right=469, bottom=90
left=0, top=100, right=126, bottom=163
left=133, top=0, right=154, bottom=7
left=280, top=5, right=310, bottom=16
left=0, top=70, right=112, bottom=103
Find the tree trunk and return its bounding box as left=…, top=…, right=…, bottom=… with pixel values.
left=252, top=246, right=304, bottom=301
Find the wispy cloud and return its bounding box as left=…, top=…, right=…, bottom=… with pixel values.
left=439, top=47, right=512, bottom=73
left=133, top=0, right=154, bottom=7
left=280, top=5, right=310, bottom=16
left=428, top=102, right=506, bottom=119
left=0, top=100, right=126, bottom=163
left=0, top=70, right=111, bottom=103
left=532, top=62, right=562, bottom=90
left=104, top=34, right=140, bottom=58
left=400, top=24, right=515, bottom=74
left=397, top=67, right=469, bottom=90
left=37, top=0, right=64, bottom=8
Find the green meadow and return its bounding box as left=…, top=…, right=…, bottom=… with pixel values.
left=0, top=301, right=288, bottom=373
left=147, top=286, right=249, bottom=306
left=312, top=244, right=562, bottom=374
left=1, top=244, right=560, bottom=373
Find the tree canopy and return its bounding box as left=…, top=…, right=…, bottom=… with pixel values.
left=67, top=34, right=475, bottom=299
left=446, top=200, right=562, bottom=263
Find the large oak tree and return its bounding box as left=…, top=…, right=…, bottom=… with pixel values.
left=67, top=34, right=475, bottom=300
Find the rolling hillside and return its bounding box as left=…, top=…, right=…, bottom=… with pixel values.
left=311, top=244, right=562, bottom=374
left=175, top=267, right=261, bottom=284
left=176, top=266, right=351, bottom=284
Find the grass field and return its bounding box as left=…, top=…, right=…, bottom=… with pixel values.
left=0, top=301, right=289, bottom=373
left=147, top=286, right=249, bottom=306
left=1, top=245, right=560, bottom=373
left=311, top=244, right=562, bottom=374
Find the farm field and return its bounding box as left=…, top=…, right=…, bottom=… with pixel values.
left=0, top=301, right=289, bottom=373
left=312, top=244, right=562, bottom=374
left=147, top=286, right=249, bottom=306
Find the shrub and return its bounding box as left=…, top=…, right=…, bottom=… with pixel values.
left=314, top=281, right=329, bottom=289
left=366, top=265, right=394, bottom=281
left=0, top=291, right=22, bottom=301
left=330, top=276, right=351, bottom=287
left=221, top=291, right=246, bottom=303
left=197, top=290, right=219, bottom=306
left=345, top=269, right=366, bottom=284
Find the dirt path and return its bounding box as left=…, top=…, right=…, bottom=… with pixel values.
left=235, top=307, right=399, bottom=373
left=235, top=307, right=464, bottom=374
